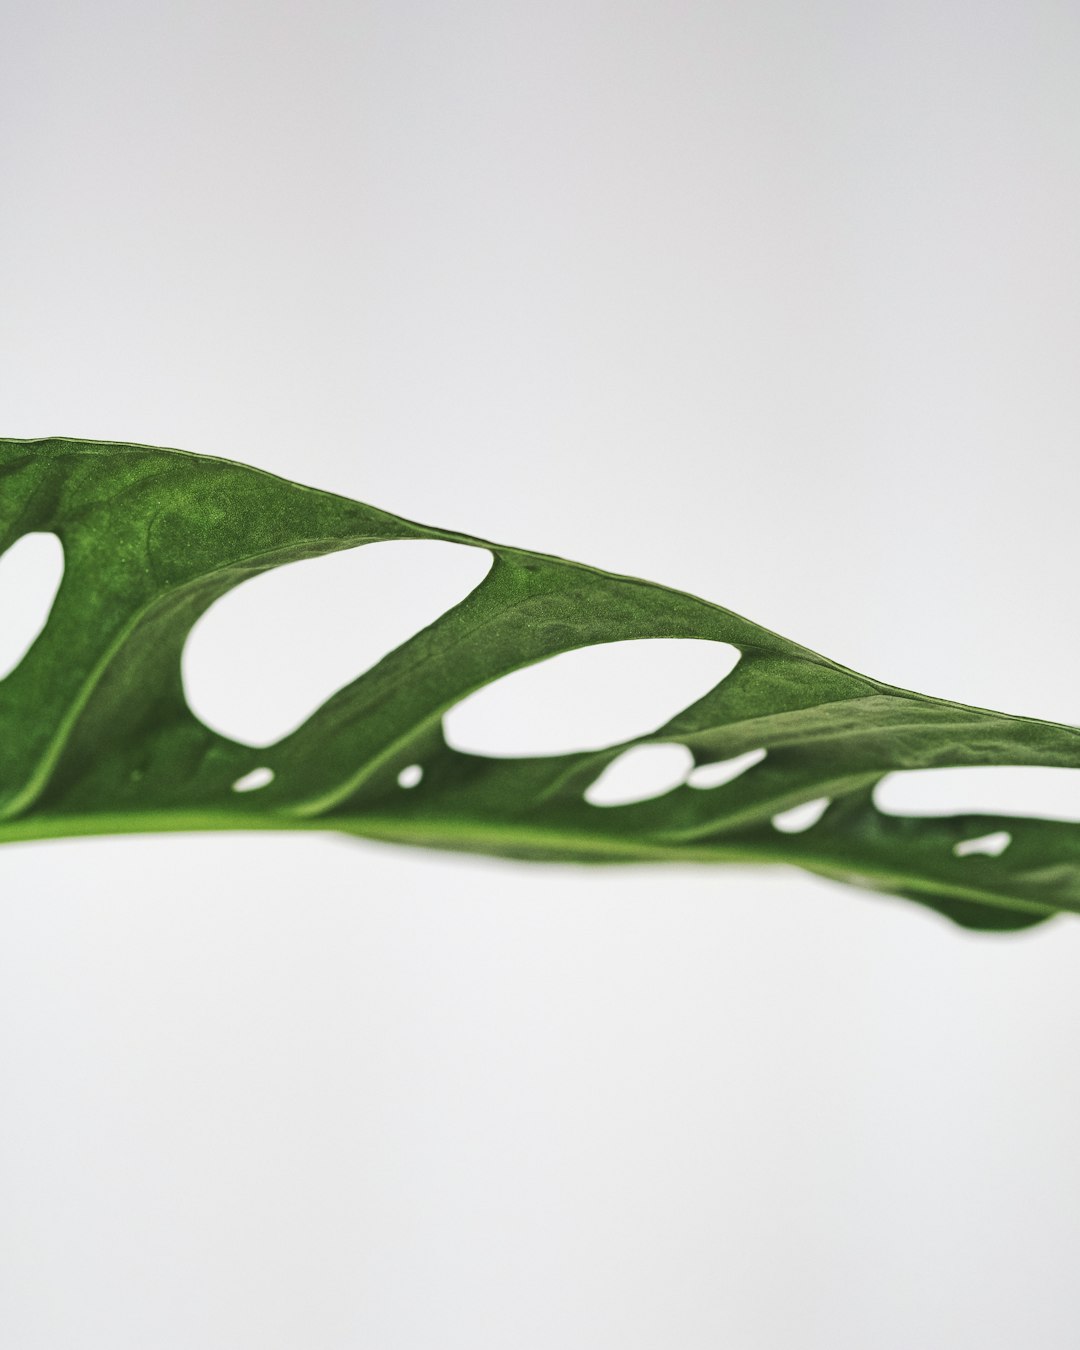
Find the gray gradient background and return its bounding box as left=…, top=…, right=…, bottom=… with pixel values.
left=4, top=2, right=1080, bottom=1346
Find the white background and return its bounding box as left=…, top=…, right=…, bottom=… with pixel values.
left=4, top=2, right=1080, bottom=1346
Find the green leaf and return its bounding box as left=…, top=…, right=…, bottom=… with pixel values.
left=2, top=436, right=1078, bottom=932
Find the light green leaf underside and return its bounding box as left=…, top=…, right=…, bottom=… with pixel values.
left=3, top=438, right=1079, bottom=933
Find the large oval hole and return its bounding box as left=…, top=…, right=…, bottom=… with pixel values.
left=443, top=638, right=740, bottom=758
left=875, top=766, right=1080, bottom=823
left=183, top=540, right=492, bottom=747
left=0, top=532, right=64, bottom=680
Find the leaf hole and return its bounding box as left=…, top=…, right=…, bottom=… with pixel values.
left=0, top=532, right=65, bottom=681
left=772, top=797, right=830, bottom=834
left=183, top=540, right=492, bottom=748
left=585, top=743, right=694, bottom=807
left=444, top=638, right=740, bottom=758
left=397, top=764, right=423, bottom=789
left=954, top=831, right=1012, bottom=858
left=232, top=766, right=275, bottom=793
left=874, top=767, right=1080, bottom=823
left=687, top=747, right=767, bottom=790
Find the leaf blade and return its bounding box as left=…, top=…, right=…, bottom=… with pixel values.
left=3, top=435, right=1078, bottom=932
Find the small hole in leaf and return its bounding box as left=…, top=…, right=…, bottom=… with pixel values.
left=687, top=747, right=766, bottom=790
left=444, top=639, right=740, bottom=758
left=875, top=767, right=1080, bottom=823
left=954, top=831, right=1012, bottom=858
left=232, top=766, right=274, bottom=793
left=772, top=797, right=830, bottom=834
left=184, top=540, right=492, bottom=748
left=0, top=532, right=65, bottom=680
left=585, top=743, right=694, bottom=807
left=397, top=764, right=423, bottom=789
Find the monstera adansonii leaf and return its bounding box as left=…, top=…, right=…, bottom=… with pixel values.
left=2, top=437, right=1078, bottom=933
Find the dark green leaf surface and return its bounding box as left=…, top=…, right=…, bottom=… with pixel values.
left=3, top=437, right=1078, bottom=931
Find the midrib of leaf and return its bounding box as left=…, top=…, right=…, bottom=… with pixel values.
left=0, top=802, right=1055, bottom=927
